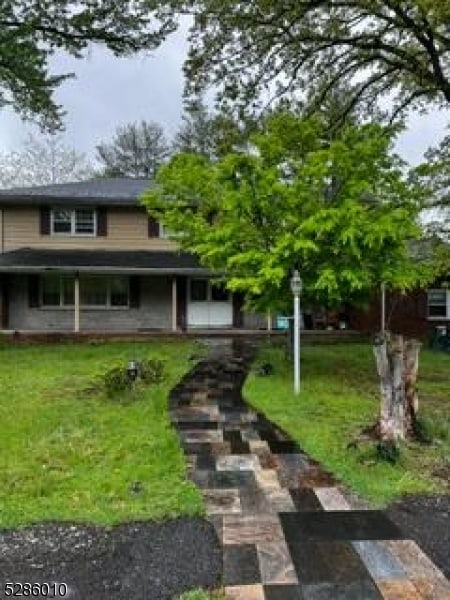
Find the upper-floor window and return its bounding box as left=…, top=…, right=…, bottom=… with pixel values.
left=427, top=289, right=450, bottom=319
left=51, top=208, right=96, bottom=236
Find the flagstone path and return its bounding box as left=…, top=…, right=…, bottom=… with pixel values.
left=169, top=342, right=450, bottom=600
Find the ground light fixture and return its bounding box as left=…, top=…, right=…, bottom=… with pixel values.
left=290, top=270, right=302, bottom=395
left=127, top=359, right=139, bottom=381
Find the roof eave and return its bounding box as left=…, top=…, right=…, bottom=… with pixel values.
left=0, top=197, right=142, bottom=207
left=0, top=266, right=210, bottom=275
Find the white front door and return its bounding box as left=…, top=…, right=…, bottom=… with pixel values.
left=187, top=279, right=233, bottom=328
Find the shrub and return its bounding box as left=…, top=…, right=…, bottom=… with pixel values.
left=139, top=359, right=165, bottom=384
left=412, top=417, right=434, bottom=444
left=102, top=359, right=165, bottom=399
left=376, top=441, right=400, bottom=464
left=103, top=366, right=132, bottom=398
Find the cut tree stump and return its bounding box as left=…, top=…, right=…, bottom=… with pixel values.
left=373, top=332, right=422, bottom=441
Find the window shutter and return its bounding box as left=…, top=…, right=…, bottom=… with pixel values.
left=232, top=292, right=244, bottom=328
left=129, top=276, right=140, bottom=308
left=176, top=276, right=187, bottom=330
left=40, top=207, right=50, bottom=235
left=28, top=275, right=40, bottom=307
left=97, top=208, right=108, bottom=236
left=148, top=217, right=160, bottom=238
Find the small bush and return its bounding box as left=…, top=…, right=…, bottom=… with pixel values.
left=376, top=441, right=400, bottom=464
left=253, top=361, right=274, bottom=376
left=139, top=359, right=165, bottom=383
left=102, top=359, right=165, bottom=399
left=104, top=366, right=132, bottom=397
left=412, top=417, right=434, bottom=444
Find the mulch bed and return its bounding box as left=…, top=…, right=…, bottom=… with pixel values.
left=385, top=494, right=450, bottom=578
left=0, top=517, right=221, bottom=600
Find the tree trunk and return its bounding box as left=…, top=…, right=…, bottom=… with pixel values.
left=373, top=333, right=421, bottom=441
left=404, top=339, right=421, bottom=434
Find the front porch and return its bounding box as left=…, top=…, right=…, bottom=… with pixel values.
left=0, top=248, right=268, bottom=333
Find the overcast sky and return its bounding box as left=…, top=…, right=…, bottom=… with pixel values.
left=0, top=29, right=448, bottom=167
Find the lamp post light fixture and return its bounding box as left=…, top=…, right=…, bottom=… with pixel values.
left=290, top=270, right=303, bottom=395
left=127, top=359, right=139, bottom=381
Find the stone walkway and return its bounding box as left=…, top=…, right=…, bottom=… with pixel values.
left=169, top=343, right=450, bottom=600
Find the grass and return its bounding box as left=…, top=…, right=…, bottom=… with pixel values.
left=0, top=340, right=204, bottom=530
left=179, top=590, right=226, bottom=600
left=244, top=342, right=449, bottom=506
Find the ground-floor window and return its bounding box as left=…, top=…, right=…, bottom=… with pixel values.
left=190, top=279, right=230, bottom=303
left=427, top=289, right=450, bottom=319
left=40, top=275, right=130, bottom=308
left=41, top=275, right=74, bottom=307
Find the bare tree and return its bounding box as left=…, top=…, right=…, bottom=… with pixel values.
left=0, top=134, right=94, bottom=188
left=96, top=121, right=170, bottom=178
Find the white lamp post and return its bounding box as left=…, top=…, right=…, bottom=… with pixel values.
left=290, top=270, right=303, bottom=394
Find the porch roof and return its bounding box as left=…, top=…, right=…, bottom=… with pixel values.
left=0, top=248, right=210, bottom=275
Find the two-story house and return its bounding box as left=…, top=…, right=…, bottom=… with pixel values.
left=0, top=178, right=263, bottom=333
left=0, top=178, right=448, bottom=338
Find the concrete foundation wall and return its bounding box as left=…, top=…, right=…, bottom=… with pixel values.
left=8, top=275, right=172, bottom=331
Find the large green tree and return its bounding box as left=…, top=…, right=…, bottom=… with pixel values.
left=143, top=112, right=432, bottom=313
left=0, top=1, right=175, bottom=129
left=166, top=1, right=449, bottom=123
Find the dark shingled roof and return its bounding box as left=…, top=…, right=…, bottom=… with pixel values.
left=0, top=248, right=208, bottom=274
left=0, top=178, right=154, bottom=206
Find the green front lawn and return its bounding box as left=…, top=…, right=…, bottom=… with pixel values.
left=244, top=342, right=449, bottom=505
left=0, top=341, right=203, bottom=529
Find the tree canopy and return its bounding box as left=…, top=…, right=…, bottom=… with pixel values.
left=414, top=132, right=450, bottom=273
left=96, top=121, right=170, bottom=178
left=0, top=134, right=93, bottom=188
left=173, top=101, right=247, bottom=159
left=144, top=112, right=433, bottom=312
left=0, top=1, right=175, bottom=129
left=167, top=1, right=449, bottom=123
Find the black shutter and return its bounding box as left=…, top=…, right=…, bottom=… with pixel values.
left=176, top=276, right=187, bottom=330
left=28, top=275, right=40, bottom=307
left=129, top=276, right=140, bottom=308
left=232, top=292, right=244, bottom=328
left=97, top=208, right=108, bottom=236
left=40, top=207, right=50, bottom=235
left=0, top=275, right=10, bottom=328
left=148, top=217, right=160, bottom=238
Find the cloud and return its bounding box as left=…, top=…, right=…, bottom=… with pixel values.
left=394, top=109, right=449, bottom=165
left=0, top=28, right=188, bottom=160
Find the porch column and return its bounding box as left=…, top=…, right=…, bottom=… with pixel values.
left=74, top=273, right=80, bottom=333
left=0, top=275, right=9, bottom=330
left=171, top=276, right=177, bottom=331
left=267, top=311, right=273, bottom=331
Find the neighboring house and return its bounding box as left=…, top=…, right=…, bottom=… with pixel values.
left=0, top=179, right=264, bottom=333
left=348, top=285, right=450, bottom=338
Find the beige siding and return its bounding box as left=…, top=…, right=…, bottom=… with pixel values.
left=3, top=207, right=177, bottom=251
